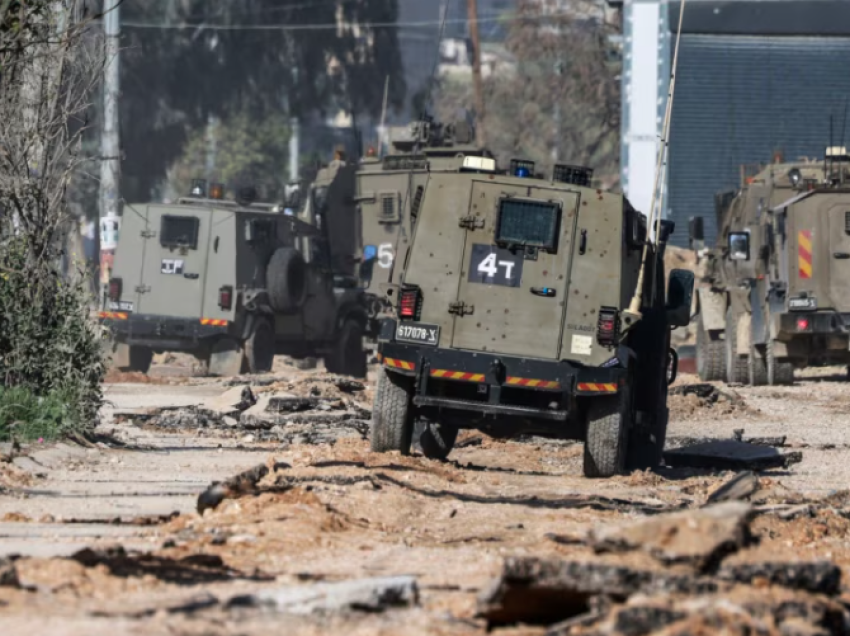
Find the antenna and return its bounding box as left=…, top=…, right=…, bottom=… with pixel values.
left=379, top=75, right=390, bottom=157
left=626, top=0, right=688, bottom=319
left=840, top=101, right=849, bottom=185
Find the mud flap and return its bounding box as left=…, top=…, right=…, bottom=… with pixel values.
left=696, top=288, right=726, bottom=334
left=109, top=342, right=131, bottom=370
left=208, top=338, right=245, bottom=377
left=737, top=314, right=752, bottom=357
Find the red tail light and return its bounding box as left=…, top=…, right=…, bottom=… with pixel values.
left=108, top=277, right=122, bottom=302
left=796, top=317, right=810, bottom=331
left=398, top=286, right=421, bottom=320
left=219, top=285, right=233, bottom=311
left=597, top=307, right=619, bottom=346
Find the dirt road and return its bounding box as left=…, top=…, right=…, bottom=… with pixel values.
left=1, top=365, right=850, bottom=634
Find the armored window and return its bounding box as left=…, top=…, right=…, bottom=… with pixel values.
left=160, top=215, right=199, bottom=250
left=411, top=186, right=424, bottom=224
left=845, top=211, right=850, bottom=235
left=495, top=198, right=561, bottom=252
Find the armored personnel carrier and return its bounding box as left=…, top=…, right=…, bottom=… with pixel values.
left=369, top=155, right=695, bottom=478
left=691, top=148, right=850, bottom=385
left=101, top=180, right=369, bottom=377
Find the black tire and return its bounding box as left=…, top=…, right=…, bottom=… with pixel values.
left=244, top=317, right=275, bottom=374
left=370, top=368, right=414, bottom=454
left=583, top=396, right=629, bottom=478
left=725, top=306, right=748, bottom=384
left=267, top=247, right=307, bottom=313
left=748, top=342, right=768, bottom=386
left=325, top=319, right=367, bottom=378
left=418, top=420, right=459, bottom=461
left=121, top=346, right=153, bottom=374
left=766, top=339, right=794, bottom=386
left=696, top=314, right=725, bottom=381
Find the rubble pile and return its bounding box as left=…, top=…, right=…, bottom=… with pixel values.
left=117, top=374, right=372, bottom=446
left=667, top=382, right=756, bottom=420
left=478, top=502, right=849, bottom=635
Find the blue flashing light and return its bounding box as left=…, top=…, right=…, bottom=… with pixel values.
left=364, top=244, right=377, bottom=261
left=515, top=167, right=530, bottom=178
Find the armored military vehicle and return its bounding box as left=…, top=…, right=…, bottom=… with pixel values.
left=369, top=156, right=695, bottom=478
left=356, top=118, right=494, bottom=329
left=100, top=180, right=369, bottom=377
left=691, top=148, right=850, bottom=386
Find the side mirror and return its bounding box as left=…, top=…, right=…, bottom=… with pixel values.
left=728, top=231, right=750, bottom=261
left=666, top=268, right=695, bottom=328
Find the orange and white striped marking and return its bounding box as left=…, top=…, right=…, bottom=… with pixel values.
left=431, top=369, right=486, bottom=382
left=200, top=318, right=228, bottom=327
left=506, top=377, right=561, bottom=390
left=384, top=357, right=415, bottom=371
left=98, top=311, right=128, bottom=320
left=577, top=382, right=617, bottom=393
left=798, top=230, right=813, bottom=279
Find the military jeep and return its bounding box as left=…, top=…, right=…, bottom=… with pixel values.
left=370, top=157, right=694, bottom=478
left=100, top=181, right=369, bottom=377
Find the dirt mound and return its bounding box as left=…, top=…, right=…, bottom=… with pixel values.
left=103, top=369, right=173, bottom=384
left=668, top=383, right=756, bottom=420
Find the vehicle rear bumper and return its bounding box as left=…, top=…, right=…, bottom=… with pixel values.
left=778, top=311, right=850, bottom=337
left=99, top=312, right=231, bottom=350
left=377, top=337, right=626, bottom=421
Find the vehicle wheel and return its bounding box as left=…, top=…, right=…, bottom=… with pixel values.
left=120, top=346, right=153, bottom=374
left=766, top=339, right=794, bottom=385
left=725, top=306, right=748, bottom=384
left=325, top=319, right=367, bottom=378
left=418, top=419, right=459, bottom=461
left=267, top=247, right=307, bottom=313
left=208, top=338, right=245, bottom=377
left=244, top=318, right=275, bottom=374
left=748, top=343, right=768, bottom=386
left=583, top=395, right=629, bottom=478
left=370, top=367, right=414, bottom=454
left=696, top=314, right=725, bottom=381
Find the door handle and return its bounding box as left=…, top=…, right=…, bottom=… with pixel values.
left=833, top=252, right=850, bottom=259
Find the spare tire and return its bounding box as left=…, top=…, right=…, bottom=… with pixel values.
left=267, top=247, right=307, bottom=313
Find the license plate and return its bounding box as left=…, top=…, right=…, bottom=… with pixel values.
left=108, top=301, right=134, bottom=312
left=395, top=322, right=440, bottom=346
left=789, top=297, right=816, bottom=310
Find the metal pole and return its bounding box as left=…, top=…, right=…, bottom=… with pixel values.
left=100, top=0, right=121, bottom=306
left=467, top=0, right=486, bottom=146
left=289, top=116, right=299, bottom=182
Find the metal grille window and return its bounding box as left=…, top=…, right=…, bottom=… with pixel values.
left=496, top=199, right=561, bottom=251
left=380, top=194, right=397, bottom=221
left=411, top=186, right=424, bottom=222
left=160, top=215, right=199, bottom=249
left=845, top=211, right=850, bottom=235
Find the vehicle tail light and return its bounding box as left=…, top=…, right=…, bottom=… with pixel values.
left=219, top=285, right=233, bottom=311
left=398, top=286, right=421, bottom=320
left=597, top=307, right=620, bottom=346
left=796, top=317, right=810, bottom=332
left=108, top=277, right=122, bottom=302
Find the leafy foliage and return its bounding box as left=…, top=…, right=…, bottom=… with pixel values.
left=166, top=110, right=292, bottom=201
left=121, top=0, right=406, bottom=201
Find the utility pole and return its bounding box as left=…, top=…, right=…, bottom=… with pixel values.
left=467, top=0, right=486, bottom=146
left=99, top=0, right=121, bottom=306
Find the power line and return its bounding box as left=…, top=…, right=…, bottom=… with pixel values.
left=116, top=12, right=573, bottom=32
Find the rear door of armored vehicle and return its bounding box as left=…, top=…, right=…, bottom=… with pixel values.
left=115, top=204, right=212, bottom=318
left=451, top=181, right=579, bottom=359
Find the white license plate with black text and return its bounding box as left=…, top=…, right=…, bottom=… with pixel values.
left=395, top=323, right=440, bottom=346
left=789, top=297, right=816, bottom=310
left=108, top=301, right=134, bottom=312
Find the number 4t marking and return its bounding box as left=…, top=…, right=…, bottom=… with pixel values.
left=477, top=253, right=515, bottom=279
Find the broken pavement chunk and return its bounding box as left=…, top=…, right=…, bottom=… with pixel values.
left=226, top=575, right=419, bottom=614
left=333, top=378, right=365, bottom=393
left=477, top=557, right=713, bottom=627
left=717, top=560, right=841, bottom=596
left=266, top=394, right=322, bottom=413
left=663, top=440, right=802, bottom=471
left=706, top=471, right=760, bottom=504
left=197, top=463, right=279, bottom=514
left=0, top=557, right=20, bottom=588
left=589, top=502, right=754, bottom=573
left=202, top=385, right=257, bottom=417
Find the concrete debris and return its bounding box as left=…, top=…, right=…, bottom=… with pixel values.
left=588, top=502, right=754, bottom=572
left=717, top=560, right=842, bottom=595
left=733, top=429, right=787, bottom=447
left=226, top=575, right=419, bottom=615
left=663, top=440, right=803, bottom=471
left=705, top=471, right=760, bottom=504
left=197, top=463, right=290, bottom=514
left=203, top=386, right=257, bottom=417
left=0, top=557, right=20, bottom=588
left=669, top=383, right=745, bottom=407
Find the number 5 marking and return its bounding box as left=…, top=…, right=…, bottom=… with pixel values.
left=378, top=243, right=394, bottom=269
